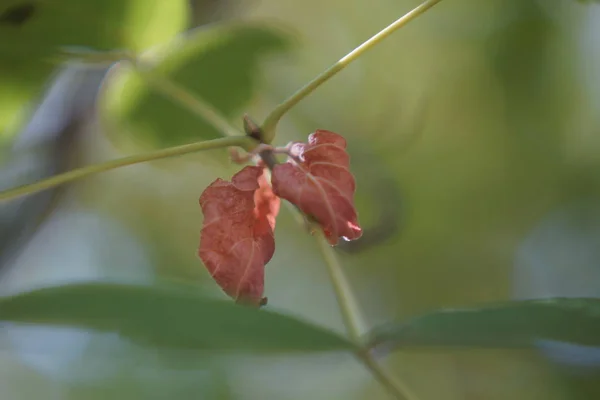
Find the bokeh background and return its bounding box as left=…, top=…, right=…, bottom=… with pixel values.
left=2, top=0, right=600, bottom=398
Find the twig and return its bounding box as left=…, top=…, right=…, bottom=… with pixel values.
left=260, top=0, right=446, bottom=143
left=0, top=136, right=253, bottom=202
left=313, top=230, right=419, bottom=400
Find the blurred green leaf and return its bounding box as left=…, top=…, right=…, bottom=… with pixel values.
left=0, top=0, right=189, bottom=56
left=0, top=282, right=355, bottom=352
left=0, top=0, right=189, bottom=138
left=368, top=298, right=600, bottom=350
left=99, top=23, right=290, bottom=148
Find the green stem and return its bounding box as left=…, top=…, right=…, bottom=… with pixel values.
left=358, top=350, right=419, bottom=400
left=260, top=0, right=445, bottom=143
left=0, top=136, right=253, bottom=203
left=133, top=66, right=243, bottom=138
left=314, top=230, right=418, bottom=400
left=314, top=230, right=364, bottom=342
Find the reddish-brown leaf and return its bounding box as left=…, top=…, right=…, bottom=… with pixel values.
left=198, top=166, right=280, bottom=306
left=271, top=130, right=362, bottom=245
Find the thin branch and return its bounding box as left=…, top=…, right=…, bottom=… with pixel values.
left=0, top=136, right=253, bottom=202
left=0, top=52, right=255, bottom=203
left=357, top=350, right=420, bottom=400
left=260, top=0, right=445, bottom=143
left=314, top=230, right=365, bottom=342
left=313, top=229, right=418, bottom=400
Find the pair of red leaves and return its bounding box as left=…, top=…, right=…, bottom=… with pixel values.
left=198, top=130, right=362, bottom=306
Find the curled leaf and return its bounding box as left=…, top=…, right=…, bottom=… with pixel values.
left=271, top=130, right=362, bottom=245
left=199, top=166, right=280, bottom=306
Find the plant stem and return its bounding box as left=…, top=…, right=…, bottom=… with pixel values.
left=260, top=0, right=445, bottom=143
left=314, top=230, right=364, bottom=342
left=358, top=350, right=419, bottom=400
left=314, top=231, right=417, bottom=400
left=134, top=66, right=243, bottom=138
left=0, top=136, right=253, bottom=203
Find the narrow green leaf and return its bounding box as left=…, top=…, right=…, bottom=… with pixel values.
left=0, top=0, right=189, bottom=136
left=0, top=282, right=355, bottom=352
left=368, top=298, right=600, bottom=350
left=99, top=23, right=290, bottom=148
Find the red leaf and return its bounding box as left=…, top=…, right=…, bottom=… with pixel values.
left=199, top=166, right=280, bottom=306
left=271, top=130, right=362, bottom=245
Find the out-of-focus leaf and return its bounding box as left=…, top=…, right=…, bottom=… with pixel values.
left=368, top=298, right=600, bottom=350
left=0, top=282, right=355, bottom=352
left=0, top=0, right=189, bottom=137
left=99, top=23, right=290, bottom=148
left=0, top=0, right=189, bottom=56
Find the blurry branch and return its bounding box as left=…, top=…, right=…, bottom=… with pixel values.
left=260, top=0, right=446, bottom=144
left=0, top=64, right=109, bottom=273
left=0, top=136, right=253, bottom=203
